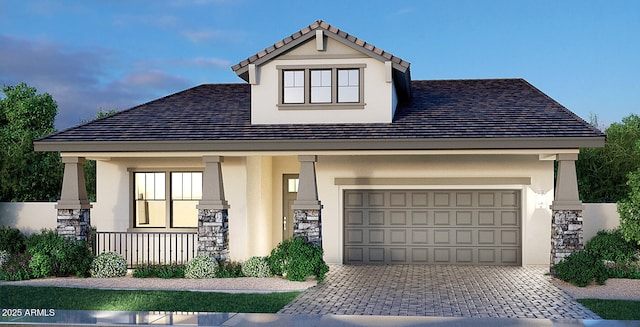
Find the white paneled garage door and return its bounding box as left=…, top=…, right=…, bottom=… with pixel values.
left=343, top=190, right=521, bottom=265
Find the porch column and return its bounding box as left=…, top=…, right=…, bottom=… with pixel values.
left=56, top=156, right=91, bottom=242
left=197, top=156, right=230, bottom=260
left=292, top=155, right=323, bottom=247
left=550, top=153, right=584, bottom=267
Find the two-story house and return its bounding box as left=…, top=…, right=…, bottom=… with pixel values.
left=35, top=20, right=604, bottom=267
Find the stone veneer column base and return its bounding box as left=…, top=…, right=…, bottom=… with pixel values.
left=293, top=209, right=322, bottom=248
left=551, top=210, right=584, bottom=269
left=57, top=209, right=91, bottom=242
left=198, top=209, right=229, bottom=260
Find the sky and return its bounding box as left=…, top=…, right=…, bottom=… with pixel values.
left=0, top=0, right=638, bottom=130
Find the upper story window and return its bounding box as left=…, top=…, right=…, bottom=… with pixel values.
left=283, top=70, right=304, bottom=104
left=278, top=64, right=365, bottom=109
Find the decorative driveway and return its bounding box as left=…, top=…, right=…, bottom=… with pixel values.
left=279, top=265, right=600, bottom=319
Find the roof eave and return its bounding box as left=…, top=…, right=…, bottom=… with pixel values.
left=34, top=136, right=606, bottom=153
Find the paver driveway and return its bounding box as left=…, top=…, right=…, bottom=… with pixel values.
left=279, top=265, right=600, bottom=319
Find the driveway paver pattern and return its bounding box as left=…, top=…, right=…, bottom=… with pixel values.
left=279, top=265, right=600, bottom=319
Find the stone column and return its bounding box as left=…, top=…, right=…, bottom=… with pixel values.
left=56, top=156, right=92, bottom=241
left=197, top=156, right=229, bottom=260
left=550, top=153, right=584, bottom=267
left=292, top=155, right=323, bottom=247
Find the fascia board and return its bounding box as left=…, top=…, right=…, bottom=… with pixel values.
left=34, top=136, right=605, bottom=153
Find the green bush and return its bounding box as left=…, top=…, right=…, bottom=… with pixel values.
left=554, top=250, right=608, bottom=287
left=586, top=229, right=639, bottom=263
left=0, top=252, right=31, bottom=281
left=215, top=260, right=243, bottom=278
left=185, top=255, right=218, bottom=279
left=26, top=229, right=93, bottom=278
left=0, top=226, right=26, bottom=254
left=133, top=264, right=186, bottom=279
left=242, top=256, right=272, bottom=278
left=91, top=252, right=127, bottom=278
left=268, top=237, right=329, bottom=282
left=619, top=168, right=640, bottom=245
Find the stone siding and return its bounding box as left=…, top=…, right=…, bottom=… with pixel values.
left=57, top=209, right=91, bottom=242
left=551, top=210, right=584, bottom=266
left=293, top=209, right=322, bottom=247
left=198, top=209, right=229, bottom=260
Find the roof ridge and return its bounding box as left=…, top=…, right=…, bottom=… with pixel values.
left=231, top=20, right=410, bottom=73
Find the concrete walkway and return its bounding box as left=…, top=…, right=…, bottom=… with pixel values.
left=280, top=265, right=600, bottom=319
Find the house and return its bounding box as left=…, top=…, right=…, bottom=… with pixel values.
left=35, top=20, right=604, bottom=266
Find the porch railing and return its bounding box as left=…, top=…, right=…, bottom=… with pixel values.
left=93, top=231, right=198, bottom=268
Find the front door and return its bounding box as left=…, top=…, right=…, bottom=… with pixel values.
left=282, top=174, right=299, bottom=241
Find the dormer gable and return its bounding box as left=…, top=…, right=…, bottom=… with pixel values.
left=231, top=20, right=411, bottom=125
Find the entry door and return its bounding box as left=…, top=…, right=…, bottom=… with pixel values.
left=282, top=174, right=299, bottom=241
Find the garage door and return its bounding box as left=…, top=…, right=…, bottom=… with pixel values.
left=343, top=190, right=521, bottom=265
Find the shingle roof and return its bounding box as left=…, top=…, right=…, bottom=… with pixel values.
left=35, top=78, right=604, bottom=151
left=231, top=20, right=410, bottom=75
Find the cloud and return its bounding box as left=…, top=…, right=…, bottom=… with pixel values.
left=181, top=29, right=225, bottom=44
left=0, top=34, right=193, bottom=129
left=172, top=57, right=231, bottom=68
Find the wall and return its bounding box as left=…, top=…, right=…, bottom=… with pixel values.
left=0, top=202, right=57, bottom=234
left=314, top=154, right=556, bottom=265
left=250, top=37, right=394, bottom=124
left=583, top=203, right=620, bottom=241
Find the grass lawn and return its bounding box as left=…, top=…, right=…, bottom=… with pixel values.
left=0, top=286, right=300, bottom=313
left=578, top=299, right=640, bottom=320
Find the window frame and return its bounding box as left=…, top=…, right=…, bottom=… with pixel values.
left=128, top=169, right=203, bottom=232
left=277, top=64, right=365, bottom=110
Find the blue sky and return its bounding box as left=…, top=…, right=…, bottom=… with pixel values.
left=0, top=0, right=638, bottom=130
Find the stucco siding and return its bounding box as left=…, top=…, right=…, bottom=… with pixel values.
left=313, top=155, right=554, bottom=265
left=251, top=37, right=393, bottom=124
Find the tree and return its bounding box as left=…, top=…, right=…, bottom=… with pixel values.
left=0, top=83, right=62, bottom=201
left=83, top=109, right=117, bottom=201
left=577, top=114, right=640, bottom=203
left=618, top=167, right=640, bottom=245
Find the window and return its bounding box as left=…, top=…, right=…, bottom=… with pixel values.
left=278, top=64, right=365, bottom=108
left=133, top=171, right=202, bottom=229
left=283, top=70, right=304, bottom=104
left=310, top=70, right=331, bottom=103
left=338, top=69, right=359, bottom=103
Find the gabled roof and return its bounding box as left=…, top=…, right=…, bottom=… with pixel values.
left=34, top=79, right=605, bottom=153
left=231, top=20, right=412, bottom=98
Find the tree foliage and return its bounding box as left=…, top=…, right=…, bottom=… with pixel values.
left=0, top=83, right=62, bottom=201
left=618, top=168, right=640, bottom=245
left=577, top=114, right=640, bottom=203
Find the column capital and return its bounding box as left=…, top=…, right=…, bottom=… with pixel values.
left=551, top=155, right=582, bottom=211
left=198, top=155, right=229, bottom=210
left=56, top=156, right=91, bottom=210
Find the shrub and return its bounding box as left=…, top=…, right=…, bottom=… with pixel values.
left=554, top=250, right=608, bottom=287
left=0, top=252, right=31, bottom=281
left=91, top=252, right=127, bottom=278
left=27, top=229, right=94, bottom=278
left=216, top=260, right=243, bottom=278
left=155, top=264, right=185, bottom=279
left=268, top=237, right=329, bottom=282
left=242, top=256, right=272, bottom=278
left=0, top=226, right=26, bottom=254
left=133, top=264, right=186, bottom=278
left=586, top=229, right=639, bottom=263
left=619, top=168, right=640, bottom=245
left=185, top=255, right=218, bottom=279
